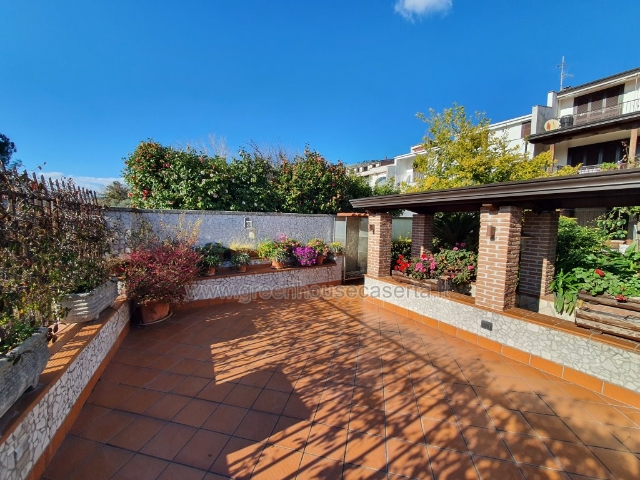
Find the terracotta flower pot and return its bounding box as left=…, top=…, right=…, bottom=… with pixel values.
left=316, top=255, right=325, bottom=265
left=236, top=265, right=247, bottom=273
left=206, top=267, right=217, bottom=276
left=272, top=260, right=286, bottom=269
left=140, top=301, right=171, bottom=325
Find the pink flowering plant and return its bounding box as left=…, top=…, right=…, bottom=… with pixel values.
left=393, top=243, right=477, bottom=285
left=293, top=246, right=318, bottom=266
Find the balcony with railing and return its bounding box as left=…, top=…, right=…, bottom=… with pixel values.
left=560, top=98, right=640, bottom=128
left=530, top=98, right=640, bottom=144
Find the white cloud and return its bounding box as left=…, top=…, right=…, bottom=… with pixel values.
left=394, top=0, right=452, bottom=20
left=37, top=171, right=124, bottom=193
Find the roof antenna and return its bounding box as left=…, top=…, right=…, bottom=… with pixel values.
left=557, top=56, right=573, bottom=90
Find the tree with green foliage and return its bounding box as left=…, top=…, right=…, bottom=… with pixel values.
left=99, top=181, right=131, bottom=207
left=274, top=147, right=371, bottom=214
left=227, top=148, right=279, bottom=212
left=0, top=133, right=21, bottom=170
left=122, top=140, right=374, bottom=214
left=410, top=104, right=574, bottom=191
left=123, top=140, right=231, bottom=210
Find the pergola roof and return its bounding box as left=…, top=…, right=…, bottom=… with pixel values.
left=350, top=169, right=640, bottom=214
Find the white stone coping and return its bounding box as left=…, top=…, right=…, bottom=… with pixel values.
left=365, top=276, right=640, bottom=394
left=0, top=302, right=130, bottom=480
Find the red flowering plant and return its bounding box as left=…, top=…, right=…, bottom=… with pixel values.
left=124, top=219, right=202, bottom=306
left=551, top=244, right=640, bottom=314
left=393, top=245, right=477, bottom=285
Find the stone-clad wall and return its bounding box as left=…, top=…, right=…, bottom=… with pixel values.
left=0, top=303, right=130, bottom=480
left=365, top=276, right=640, bottom=394
left=188, top=263, right=342, bottom=301
left=106, top=208, right=335, bottom=253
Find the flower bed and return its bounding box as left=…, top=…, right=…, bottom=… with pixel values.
left=392, top=244, right=477, bottom=293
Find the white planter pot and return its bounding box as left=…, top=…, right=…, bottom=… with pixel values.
left=0, top=327, right=50, bottom=418
left=60, top=281, right=118, bottom=324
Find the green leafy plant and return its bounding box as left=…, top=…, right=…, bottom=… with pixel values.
left=551, top=244, right=640, bottom=314
left=1, top=166, right=113, bottom=353
left=195, top=242, right=226, bottom=274
left=306, top=238, right=329, bottom=256
left=328, top=241, right=344, bottom=255
left=556, top=216, right=607, bottom=272
left=391, top=237, right=412, bottom=268
left=596, top=207, right=640, bottom=240
left=231, top=252, right=251, bottom=267
left=549, top=269, right=580, bottom=315
left=256, top=239, right=288, bottom=263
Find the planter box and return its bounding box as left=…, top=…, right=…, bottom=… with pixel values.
left=391, top=271, right=448, bottom=291
left=60, top=281, right=118, bottom=324
left=0, top=327, right=50, bottom=418
left=576, top=291, right=640, bottom=341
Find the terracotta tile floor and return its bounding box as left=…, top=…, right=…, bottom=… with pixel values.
left=43, top=289, right=640, bottom=479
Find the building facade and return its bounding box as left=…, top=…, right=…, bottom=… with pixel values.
left=529, top=67, right=640, bottom=172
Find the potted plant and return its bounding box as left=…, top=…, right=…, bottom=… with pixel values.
left=307, top=238, right=329, bottom=265
left=293, top=246, right=318, bottom=267
left=257, top=239, right=289, bottom=269
left=195, top=243, right=226, bottom=276
left=125, top=240, right=201, bottom=325
left=231, top=252, right=251, bottom=273
left=59, top=256, right=118, bottom=324
left=0, top=317, right=52, bottom=418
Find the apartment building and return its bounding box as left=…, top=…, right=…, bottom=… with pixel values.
left=528, top=67, right=640, bottom=172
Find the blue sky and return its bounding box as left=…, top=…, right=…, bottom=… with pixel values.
left=2, top=0, right=639, bottom=191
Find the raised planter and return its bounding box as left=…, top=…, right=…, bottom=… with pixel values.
left=0, top=327, right=50, bottom=419
left=60, top=281, right=118, bottom=324
left=391, top=270, right=451, bottom=292
left=576, top=292, right=640, bottom=341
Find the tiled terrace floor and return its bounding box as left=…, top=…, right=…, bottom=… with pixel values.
left=43, top=288, right=640, bottom=479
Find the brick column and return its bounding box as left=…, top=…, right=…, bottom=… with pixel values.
left=411, top=214, right=434, bottom=258
left=519, top=211, right=559, bottom=298
left=367, top=212, right=393, bottom=278
left=475, top=205, right=523, bottom=311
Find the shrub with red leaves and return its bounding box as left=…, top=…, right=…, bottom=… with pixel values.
left=125, top=241, right=201, bottom=306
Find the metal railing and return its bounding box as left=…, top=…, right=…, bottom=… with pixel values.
left=559, top=98, right=640, bottom=128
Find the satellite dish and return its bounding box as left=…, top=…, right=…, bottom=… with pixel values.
left=544, top=119, right=560, bottom=131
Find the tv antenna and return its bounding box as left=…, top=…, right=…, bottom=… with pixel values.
left=557, top=56, right=573, bottom=90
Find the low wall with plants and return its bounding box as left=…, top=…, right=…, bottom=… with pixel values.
left=0, top=301, right=130, bottom=480
left=106, top=208, right=335, bottom=253
left=365, top=276, right=640, bottom=394
left=188, top=262, right=342, bottom=302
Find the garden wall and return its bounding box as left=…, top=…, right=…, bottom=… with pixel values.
left=365, top=276, right=640, bottom=395
left=0, top=302, right=130, bottom=480
left=187, top=263, right=342, bottom=303
left=106, top=208, right=336, bottom=252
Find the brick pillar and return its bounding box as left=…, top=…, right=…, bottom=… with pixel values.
left=367, top=212, right=392, bottom=278
left=519, top=211, right=559, bottom=298
left=411, top=214, right=434, bottom=258
left=475, top=205, right=523, bottom=311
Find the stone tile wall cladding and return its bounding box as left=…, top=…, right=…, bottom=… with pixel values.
left=188, top=263, right=342, bottom=301
left=365, top=276, right=640, bottom=394
left=0, top=303, right=130, bottom=480
left=106, top=208, right=335, bottom=253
